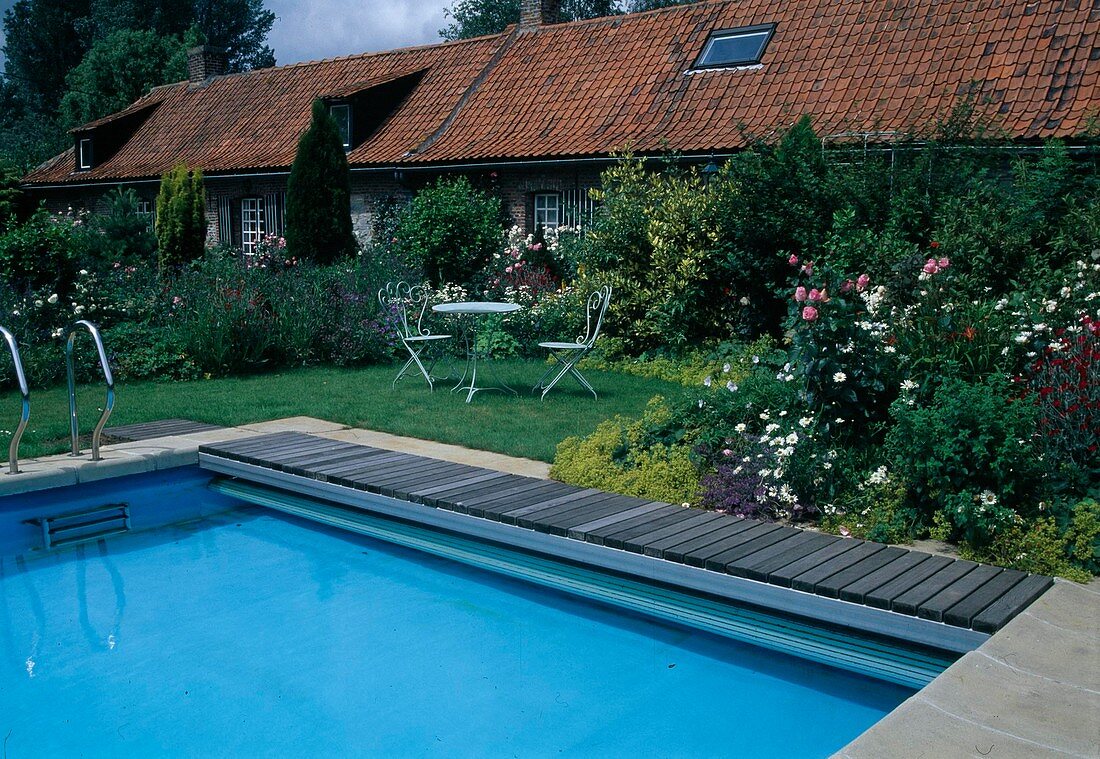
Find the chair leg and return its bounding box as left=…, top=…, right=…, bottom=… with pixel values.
left=532, top=354, right=562, bottom=393
left=568, top=365, right=598, bottom=399
left=536, top=348, right=598, bottom=400
left=396, top=341, right=435, bottom=391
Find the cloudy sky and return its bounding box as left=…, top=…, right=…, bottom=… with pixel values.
left=0, top=0, right=453, bottom=73
left=267, top=0, right=451, bottom=63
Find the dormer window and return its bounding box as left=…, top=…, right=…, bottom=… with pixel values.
left=694, top=24, right=776, bottom=69
left=78, top=138, right=93, bottom=170
left=329, top=104, right=351, bottom=150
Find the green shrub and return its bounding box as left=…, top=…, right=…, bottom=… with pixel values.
left=285, top=99, right=356, bottom=264
left=0, top=207, right=84, bottom=293
left=551, top=397, right=701, bottom=505
left=821, top=476, right=920, bottom=544
left=103, top=321, right=199, bottom=381
left=91, top=188, right=157, bottom=266
left=885, top=378, right=1046, bottom=545
left=156, top=163, right=207, bottom=272
left=958, top=515, right=1091, bottom=583
left=394, top=176, right=501, bottom=286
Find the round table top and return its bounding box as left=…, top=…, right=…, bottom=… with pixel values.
left=432, top=301, right=522, bottom=315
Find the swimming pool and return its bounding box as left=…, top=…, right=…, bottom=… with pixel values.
left=1, top=469, right=913, bottom=757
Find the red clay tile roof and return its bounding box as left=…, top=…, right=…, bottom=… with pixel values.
left=23, top=0, right=1100, bottom=185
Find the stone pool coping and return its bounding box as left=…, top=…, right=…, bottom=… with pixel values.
left=2, top=416, right=1096, bottom=757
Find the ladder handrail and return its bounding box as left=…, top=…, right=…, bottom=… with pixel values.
left=0, top=325, right=30, bottom=475
left=66, top=320, right=114, bottom=461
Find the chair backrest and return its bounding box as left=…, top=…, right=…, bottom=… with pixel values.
left=378, top=281, right=433, bottom=339
left=577, top=285, right=613, bottom=347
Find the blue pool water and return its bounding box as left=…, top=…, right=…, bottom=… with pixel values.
left=0, top=481, right=912, bottom=757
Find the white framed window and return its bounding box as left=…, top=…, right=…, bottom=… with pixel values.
left=78, top=138, right=93, bottom=170
left=330, top=103, right=351, bottom=149
left=694, top=24, right=776, bottom=69
left=534, top=192, right=560, bottom=230
left=241, top=197, right=265, bottom=254
left=136, top=199, right=155, bottom=231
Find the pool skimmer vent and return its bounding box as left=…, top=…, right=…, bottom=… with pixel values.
left=27, top=503, right=131, bottom=550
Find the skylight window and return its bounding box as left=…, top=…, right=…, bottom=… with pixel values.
left=695, top=24, right=776, bottom=69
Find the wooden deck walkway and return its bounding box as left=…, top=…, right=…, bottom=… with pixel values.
left=105, top=419, right=224, bottom=442
left=198, top=431, right=1052, bottom=635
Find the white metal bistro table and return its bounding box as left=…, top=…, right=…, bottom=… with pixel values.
left=432, top=301, right=522, bottom=403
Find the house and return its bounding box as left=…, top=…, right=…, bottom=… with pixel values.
left=20, top=0, right=1099, bottom=253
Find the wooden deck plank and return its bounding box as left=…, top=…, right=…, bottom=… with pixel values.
left=500, top=491, right=616, bottom=525
left=622, top=512, right=727, bottom=554
left=516, top=493, right=630, bottom=531
left=423, top=476, right=538, bottom=510
left=464, top=481, right=578, bottom=518
left=838, top=551, right=935, bottom=604
left=890, top=560, right=981, bottom=616
left=972, top=575, right=1054, bottom=634
left=410, top=470, right=513, bottom=502
left=418, top=475, right=518, bottom=506
left=812, top=546, right=909, bottom=599
left=704, top=526, right=804, bottom=572
left=643, top=515, right=751, bottom=559
left=537, top=496, right=651, bottom=537
left=735, top=531, right=839, bottom=581
left=917, top=565, right=1004, bottom=622
left=107, top=419, right=224, bottom=441
left=568, top=501, right=671, bottom=540
left=600, top=511, right=700, bottom=551
left=367, top=459, right=469, bottom=487
left=791, top=543, right=888, bottom=593
left=658, top=519, right=760, bottom=563
left=244, top=439, right=353, bottom=464
left=313, top=453, right=418, bottom=481
left=768, top=539, right=867, bottom=588
left=863, top=555, right=956, bottom=610
left=372, top=462, right=477, bottom=496
left=388, top=468, right=491, bottom=501
left=207, top=435, right=317, bottom=459
left=286, top=448, right=388, bottom=472
left=277, top=446, right=372, bottom=472
left=312, top=449, right=410, bottom=471
left=583, top=506, right=686, bottom=547
left=682, top=523, right=782, bottom=568
left=943, top=568, right=1028, bottom=628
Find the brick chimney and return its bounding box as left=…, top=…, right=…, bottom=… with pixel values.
left=187, top=46, right=228, bottom=83
left=519, top=0, right=560, bottom=28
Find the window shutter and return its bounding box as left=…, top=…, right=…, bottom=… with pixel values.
left=217, top=196, right=232, bottom=244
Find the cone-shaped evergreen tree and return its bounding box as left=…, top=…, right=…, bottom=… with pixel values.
left=155, top=162, right=206, bottom=273
left=285, top=99, right=355, bottom=263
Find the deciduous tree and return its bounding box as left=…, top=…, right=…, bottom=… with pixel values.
left=440, top=0, right=619, bottom=41
left=60, top=29, right=189, bottom=129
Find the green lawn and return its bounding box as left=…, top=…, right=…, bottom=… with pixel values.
left=0, top=360, right=682, bottom=463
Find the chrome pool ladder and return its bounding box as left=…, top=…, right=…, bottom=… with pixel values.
left=66, top=320, right=114, bottom=461
left=1, top=325, right=30, bottom=475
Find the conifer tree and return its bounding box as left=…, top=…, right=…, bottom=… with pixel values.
left=285, top=99, right=355, bottom=263
left=155, top=162, right=206, bottom=272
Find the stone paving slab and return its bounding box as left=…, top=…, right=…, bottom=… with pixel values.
left=837, top=578, right=1100, bottom=758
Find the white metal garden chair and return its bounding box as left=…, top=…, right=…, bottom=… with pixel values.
left=532, top=285, right=613, bottom=400
left=379, top=281, right=453, bottom=391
